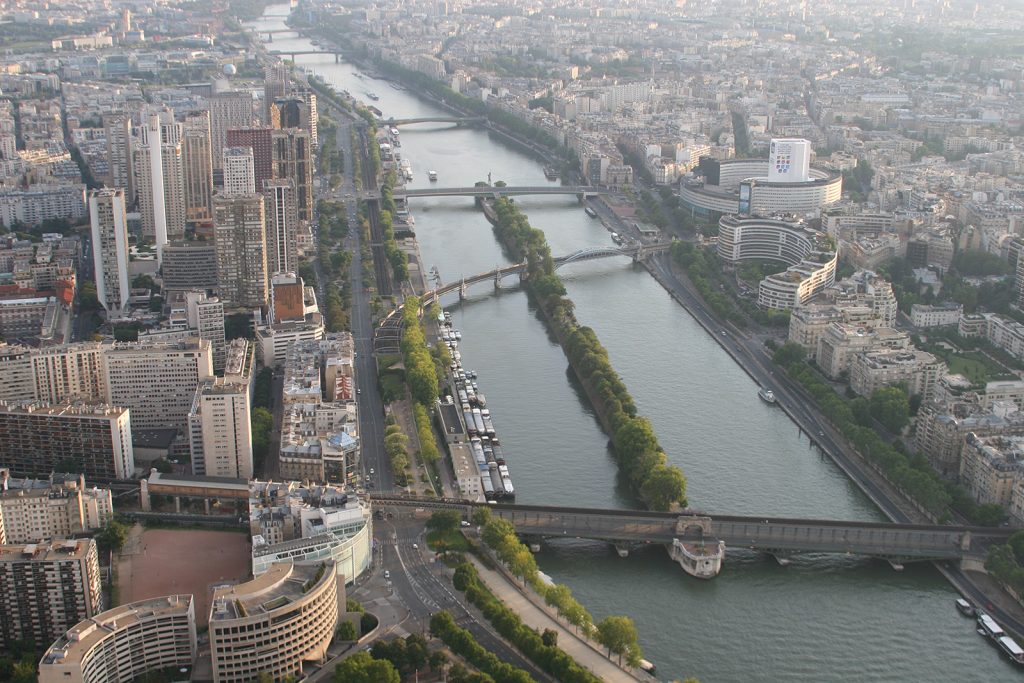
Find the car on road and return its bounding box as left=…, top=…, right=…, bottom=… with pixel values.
left=357, top=388, right=362, bottom=395
left=370, top=468, right=375, bottom=475
left=384, top=570, right=390, bottom=579
left=412, top=543, right=418, bottom=550
left=461, top=520, right=471, bottom=527
left=818, top=431, right=825, bottom=437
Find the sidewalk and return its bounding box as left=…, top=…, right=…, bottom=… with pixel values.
left=468, top=556, right=650, bottom=683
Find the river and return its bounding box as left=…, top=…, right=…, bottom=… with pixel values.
left=249, top=8, right=1018, bottom=680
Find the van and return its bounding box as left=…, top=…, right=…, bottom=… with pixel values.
left=460, top=520, right=471, bottom=527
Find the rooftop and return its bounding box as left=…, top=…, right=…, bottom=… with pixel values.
left=210, top=561, right=331, bottom=621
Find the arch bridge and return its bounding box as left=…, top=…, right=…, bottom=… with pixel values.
left=381, top=116, right=487, bottom=127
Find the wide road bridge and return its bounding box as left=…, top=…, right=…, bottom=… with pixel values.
left=269, top=49, right=344, bottom=62
left=369, top=495, right=1013, bottom=576
left=397, top=185, right=600, bottom=199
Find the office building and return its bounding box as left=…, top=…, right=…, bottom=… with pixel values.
left=225, top=127, right=273, bottom=190
left=0, top=402, right=134, bottom=480
left=89, top=189, right=130, bottom=319
left=222, top=146, right=255, bottom=197
left=102, top=338, right=214, bottom=430
left=263, top=178, right=298, bottom=276
left=209, top=92, right=254, bottom=170
left=181, top=111, right=214, bottom=227
left=272, top=128, right=313, bottom=222
left=0, top=539, right=102, bottom=649
left=250, top=480, right=371, bottom=582
left=718, top=215, right=838, bottom=310
left=767, top=138, right=812, bottom=183
left=263, top=61, right=291, bottom=122
left=209, top=561, right=339, bottom=683
left=214, top=193, right=269, bottom=309
left=271, top=92, right=318, bottom=145
left=161, top=241, right=219, bottom=292
left=103, top=114, right=133, bottom=200
left=38, top=595, right=197, bottom=683
left=0, top=470, right=113, bottom=544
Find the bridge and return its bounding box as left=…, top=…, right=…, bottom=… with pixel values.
left=269, top=49, right=345, bottom=63
left=380, top=116, right=487, bottom=127
left=369, top=495, right=1014, bottom=577
left=396, top=185, right=600, bottom=200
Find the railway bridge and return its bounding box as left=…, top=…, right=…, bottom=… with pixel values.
left=369, top=495, right=1012, bottom=577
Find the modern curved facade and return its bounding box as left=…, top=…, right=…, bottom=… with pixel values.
left=680, top=158, right=842, bottom=219
left=209, top=561, right=339, bottom=683
left=718, top=215, right=838, bottom=310
left=39, top=595, right=197, bottom=683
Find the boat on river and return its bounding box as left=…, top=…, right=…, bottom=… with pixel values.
left=978, top=613, right=1005, bottom=639
left=584, top=205, right=598, bottom=218
left=428, top=170, right=438, bottom=181
left=758, top=387, right=777, bottom=404
left=956, top=598, right=975, bottom=617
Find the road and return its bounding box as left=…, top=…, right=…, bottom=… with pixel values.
left=379, top=519, right=554, bottom=682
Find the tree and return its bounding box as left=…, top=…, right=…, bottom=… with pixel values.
left=541, top=628, right=558, bottom=647
left=640, top=464, right=688, bottom=511
left=95, top=517, right=130, bottom=553
left=472, top=506, right=492, bottom=527
left=79, top=281, right=100, bottom=311
left=428, top=650, right=448, bottom=675
left=427, top=509, right=462, bottom=534
left=333, top=652, right=400, bottom=683
left=869, top=385, right=910, bottom=433
left=596, top=615, right=642, bottom=665
left=772, top=341, right=806, bottom=367
left=336, top=620, right=358, bottom=640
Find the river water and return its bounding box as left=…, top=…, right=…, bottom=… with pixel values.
left=250, top=8, right=1017, bottom=680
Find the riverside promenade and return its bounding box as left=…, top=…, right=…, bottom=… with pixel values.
left=467, top=552, right=657, bottom=683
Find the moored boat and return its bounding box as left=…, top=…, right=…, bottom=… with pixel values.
left=758, top=387, right=777, bottom=404
left=956, top=598, right=975, bottom=617
left=428, top=170, right=438, bottom=181
left=584, top=205, right=598, bottom=218
left=978, top=613, right=1005, bottom=640
left=998, top=636, right=1024, bottom=665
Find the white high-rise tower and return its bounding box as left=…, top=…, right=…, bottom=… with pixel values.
left=145, top=115, right=168, bottom=264
left=89, top=189, right=131, bottom=319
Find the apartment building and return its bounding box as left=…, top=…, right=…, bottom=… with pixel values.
left=0, top=470, right=113, bottom=544
left=910, top=303, right=963, bottom=328
left=849, top=348, right=946, bottom=401
left=0, top=539, right=102, bottom=649
left=102, top=338, right=214, bottom=430
left=815, top=323, right=910, bottom=379
left=161, top=241, right=218, bottom=293
left=39, top=595, right=197, bottom=683
left=188, top=378, right=252, bottom=479
left=0, top=402, right=134, bottom=480
left=960, top=433, right=1024, bottom=507
left=213, top=193, right=269, bottom=309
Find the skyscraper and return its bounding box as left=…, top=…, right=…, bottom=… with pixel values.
left=189, top=378, right=253, bottom=478
left=103, top=114, right=133, bottom=201
left=263, top=178, right=298, bottom=276
left=182, top=111, right=214, bottom=227
left=135, top=115, right=186, bottom=249
left=263, top=61, right=291, bottom=123
left=137, top=115, right=168, bottom=261
left=226, top=127, right=274, bottom=190
left=271, top=91, right=318, bottom=146
left=222, top=147, right=255, bottom=197
left=209, top=91, right=255, bottom=171
left=272, top=128, right=313, bottom=223
left=214, top=193, right=269, bottom=309
left=89, top=189, right=130, bottom=319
